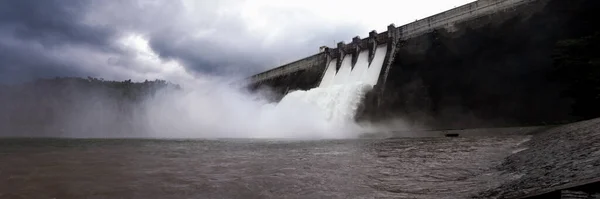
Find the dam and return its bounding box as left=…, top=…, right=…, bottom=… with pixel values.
left=245, top=0, right=600, bottom=129
left=240, top=0, right=600, bottom=197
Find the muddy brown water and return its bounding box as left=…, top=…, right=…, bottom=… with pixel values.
left=0, top=136, right=530, bottom=199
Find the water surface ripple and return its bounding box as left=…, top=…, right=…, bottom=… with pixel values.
left=0, top=136, right=529, bottom=198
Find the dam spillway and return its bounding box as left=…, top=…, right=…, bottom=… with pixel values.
left=246, top=0, right=600, bottom=128
left=320, top=44, right=388, bottom=88
left=263, top=44, right=389, bottom=129
left=246, top=0, right=537, bottom=88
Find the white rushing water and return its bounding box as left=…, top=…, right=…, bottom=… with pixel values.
left=365, top=45, right=388, bottom=85
left=144, top=44, right=388, bottom=139
left=319, top=59, right=337, bottom=88
left=271, top=44, right=389, bottom=133
left=319, top=44, right=388, bottom=88
left=348, top=50, right=370, bottom=83
left=331, top=54, right=353, bottom=86
left=258, top=82, right=374, bottom=138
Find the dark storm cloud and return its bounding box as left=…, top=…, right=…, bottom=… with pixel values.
left=0, top=40, right=86, bottom=83
left=0, top=0, right=120, bottom=82
left=0, top=0, right=115, bottom=48
left=0, top=0, right=366, bottom=83
left=147, top=24, right=362, bottom=76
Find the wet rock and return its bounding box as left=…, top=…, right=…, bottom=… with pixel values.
left=473, top=118, right=600, bottom=198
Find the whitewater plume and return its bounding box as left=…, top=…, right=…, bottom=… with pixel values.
left=142, top=81, right=369, bottom=139
left=0, top=44, right=390, bottom=139
left=140, top=44, right=389, bottom=139
left=251, top=44, right=390, bottom=138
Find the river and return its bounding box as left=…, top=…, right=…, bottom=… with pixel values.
left=0, top=136, right=530, bottom=198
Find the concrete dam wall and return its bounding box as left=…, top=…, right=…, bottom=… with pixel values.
left=247, top=0, right=535, bottom=88
left=247, top=0, right=600, bottom=129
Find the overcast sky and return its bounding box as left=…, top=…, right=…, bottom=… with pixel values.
left=0, top=0, right=474, bottom=84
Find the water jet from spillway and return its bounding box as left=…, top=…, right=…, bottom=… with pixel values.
left=263, top=44, right=389, bottom=136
